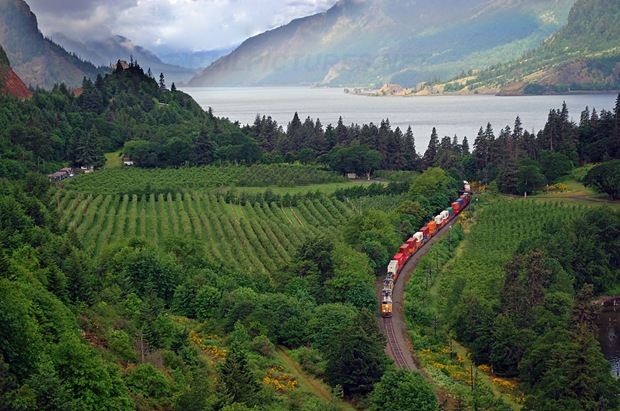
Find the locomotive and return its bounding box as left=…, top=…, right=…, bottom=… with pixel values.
left=381, top=182, right=472, bottom=317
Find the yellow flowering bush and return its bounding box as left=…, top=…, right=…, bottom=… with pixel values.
left=262, top=366, right=298, bottom=393
left=190, top=330, right=227, bottom=361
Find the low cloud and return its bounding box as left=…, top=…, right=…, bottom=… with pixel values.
left=27, top=0, right=335, bottom=52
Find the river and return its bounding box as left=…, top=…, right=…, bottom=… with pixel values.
left=182, top=87, right=618, bottom=150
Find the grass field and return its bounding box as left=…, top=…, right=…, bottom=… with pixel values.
left=529, top=176, right=620, bottom=208
left=104, top=151, right=123, bottom=169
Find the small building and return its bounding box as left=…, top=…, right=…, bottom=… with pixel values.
left=123, top=158, right=134, bottom=166
left=346, top=173, right=357, bottom=179
left=48, top=167, right=73, bottom=182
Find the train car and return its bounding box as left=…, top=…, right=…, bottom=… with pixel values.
left=440, top=210, right=450, bottom=224
left=381, top=288, right=393, bottom=317
left=420, top=226, right=430, bottom=241
left=384, top=277, right=394, bottom=291
left=452, top=201, right=460, bottom=213
left=399, top=244, right=411, bottom=261
left=406, top=237, right=417, bottom=254
left=435, top=214, right=444, bottom=229
left=428, top=220, right=437, bottom=236
left=388, top=260, right=399, bottom=282
left=413, top=231, right=424, bottom=247
left=393, top=253, right=406, bottom=272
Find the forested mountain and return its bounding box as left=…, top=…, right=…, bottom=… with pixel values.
left=188, top=0, right=574, bottom=87
left=0, top=60, right=259, bottom=179
left=0, top=45, right=31, bottom=98
left=464, top=0, right=620, bottom=94
left=50, top=33, right=199, bottom=85
left=0, top=0, right=101, bottom=89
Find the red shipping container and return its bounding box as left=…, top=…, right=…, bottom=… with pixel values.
left=452, top=202, right=460, bottom=213
left=393, top=253, right=405, bottom=271
left=399, top=244, right=410, bottom=259
left=406, top=238, right=416, bottom=253
left=421, top=226, right=430, bottom=239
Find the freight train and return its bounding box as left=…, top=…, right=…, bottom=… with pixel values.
left=381, top=182, right=472, bottom=317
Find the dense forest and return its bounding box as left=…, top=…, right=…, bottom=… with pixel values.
left=1, top=60, right=620, bottom=410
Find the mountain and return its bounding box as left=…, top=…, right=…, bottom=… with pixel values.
left=188, top=0, right=575, bottom=88
left=50, top=33, right=199, bottom=85
left=0, top=45, right=31, bottom=98
left=0, top=0, right=100, bottom=89
left=465, top=0, right=620, bottom=94
left=158, top=48, right=236, bottom=70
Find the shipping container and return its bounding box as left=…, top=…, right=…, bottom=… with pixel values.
left=388, top=260, right=399, bottom=279
left=421, top=226, right=430, bottom=239
left=413, top=232, right=424, bottom=244
left=393, top=253, right=405, bottom=272
left=406, top=238, right=417, bottom=253
left=399, top=244, right=410, bottom=259
left=428, top=221, right=437, bottom=235
left=435, top=215, right=443, bottom=226
left=452, top=202, right=460, bottom=213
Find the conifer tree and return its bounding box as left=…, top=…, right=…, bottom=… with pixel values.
left=216, top=343, right=261, bottom=408
left=462, top=136, right=470, bottom=156
left=403, top=126, right=419, bottom=170
left=324, top=309, right=388, bottom=397
left=422, top=127, right=439, bottom=169
left=336, top=116, right=349, bottom=146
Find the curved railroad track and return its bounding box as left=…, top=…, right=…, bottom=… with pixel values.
left=379, top=209, right=468, bottom=371
left=384, top=317, right=410, bottom=370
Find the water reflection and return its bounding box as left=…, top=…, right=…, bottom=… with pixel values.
left=596, top=303, right=620, bottom=377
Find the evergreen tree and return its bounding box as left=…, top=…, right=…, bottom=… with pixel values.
left=216, top=343, right=261, bottom=408
left=159, top=73, right=166, bottom=91
left=71, top=126, right=105, bottom=168
left=383, top=126, right=405, bottom=170
left=195, top=127, right=216, bottom=165
left=462, top=136, right=470, bottom=156
left=422, top=127, right=439, bottom=169
left=324, top=309, right=388, bottom=397
left=281, top=112, right=303, bottom=155
left=403, top=126, right=420, bottom=171
left=335, top=116, right=350, bottom=146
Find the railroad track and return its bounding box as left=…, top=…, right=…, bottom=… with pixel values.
left=384, top=318, right=410, bottom=370
left=379, top=202, right=471, bottom=371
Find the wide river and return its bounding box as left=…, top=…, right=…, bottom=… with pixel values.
left=182, top=87, right=618, bottom=150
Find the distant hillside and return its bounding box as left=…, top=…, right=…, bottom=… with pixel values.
left=188, top=0, right=574, bottom=88
left=0, top=45, right=31, bottom=98
left=463, top=0, right=620, bottom=94
left=158, top=48, right=236, bottom=70
left=51, top=33, right=199, bottom=85
left=0, top=0, right=100, bottom=89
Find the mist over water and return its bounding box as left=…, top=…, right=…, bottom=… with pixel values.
left=183, top=87, right=617, bottom=151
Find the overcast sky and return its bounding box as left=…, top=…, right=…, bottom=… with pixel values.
left=26, top=0, right=336, bottom=53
